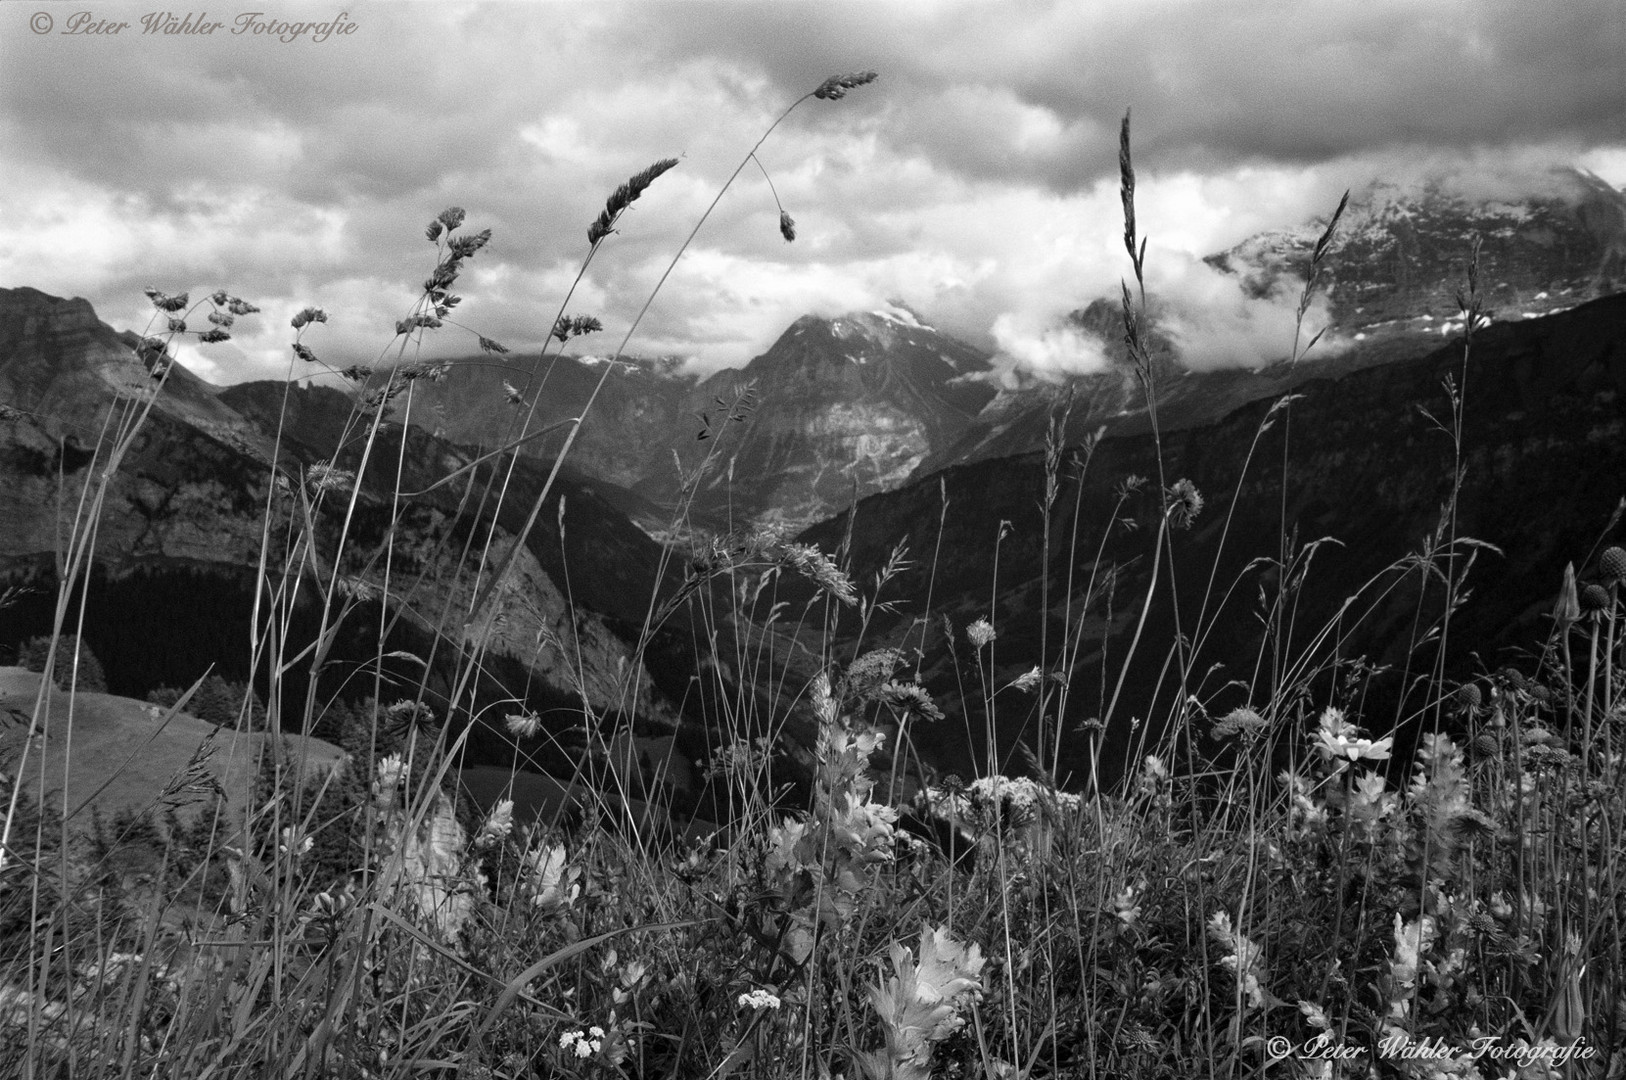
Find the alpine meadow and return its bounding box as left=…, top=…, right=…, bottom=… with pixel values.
left=3, top=28, right=1626, bottom=1080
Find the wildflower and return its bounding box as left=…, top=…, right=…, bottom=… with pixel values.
left=1580, top=582, right=1610, bottom=615
left=1390, top=913, right=1437, bottom=991
left=1312, top=707, right=1392, bottom=763
left=1113, top=883, right=1142, bottom=927
left=873, top=680, right=945, bottom=721
left=385, top=699, right=436, bottom=737
left=523, top=843, right=580, bottom=911
left=558, top=1028, right=602, bottom=1058
left=1280, top=769, right=1328, bottom=828
left=477, top=799, right=514, bottom=847
left=305, top=461, right=354, bottom=497
left=1212, top=706, right=1268, bottom=741
left=1601, top=546, right=1626, bottom=582
left=1165, top=478, right=1203, bottom=529
left=279, top=827, right=313, bottom=858
left=738, top=989, right=782, bottom=1010
left=966, top=617, right=996, bottom=650
left=1136, top=755, right=1169, bottom=803
left=779, top=211, right=796, bottom=242
left=290, top=306, right=328, bottom=330
left=375, top=753, right=407, bottom=793
left=505, top=711, right=542, bottom=739
left=1005, top=666, right=1042, bottom=694
left=861, top=925, right=984, bottom=1077
left=1206, top=911, right=1269, bottom=1009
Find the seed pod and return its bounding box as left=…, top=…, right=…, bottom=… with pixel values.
left=1580, top=583, right=1611, bottom=613
left=1456, top=683, right=1483, bottom=709
left=1600, top=546, right=1626, bottom=582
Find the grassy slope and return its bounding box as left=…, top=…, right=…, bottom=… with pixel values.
left=0, top=666, right=342, bottom=830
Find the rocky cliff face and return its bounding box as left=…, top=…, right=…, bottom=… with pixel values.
left=662, top=306, right=996, bottom=530
left=796, top=293, right=1626, bottom=788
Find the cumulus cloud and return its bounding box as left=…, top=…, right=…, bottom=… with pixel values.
left=1150, top=252, right=1336, bottom=371
left=990, top=315, right=1113, bottom=380
left=0, top=0, right=1618, bottom=385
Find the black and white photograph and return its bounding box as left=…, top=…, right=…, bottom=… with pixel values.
left=1, top=1, right=1623, bottom=1076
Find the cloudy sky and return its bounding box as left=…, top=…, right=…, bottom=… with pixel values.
left=2, top=0, right=1622, bottom=384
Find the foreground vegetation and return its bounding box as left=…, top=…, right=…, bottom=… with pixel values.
left=2, top=78, right=1622, bottom=1079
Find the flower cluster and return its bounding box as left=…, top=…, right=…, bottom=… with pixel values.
left=558, top=1026, right=605, bottom=1059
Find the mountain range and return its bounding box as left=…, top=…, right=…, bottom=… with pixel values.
left=3, top=165, right=1624, bottom=803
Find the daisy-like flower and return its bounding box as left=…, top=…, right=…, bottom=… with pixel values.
left=1312, top=707, right=1393, bottom=763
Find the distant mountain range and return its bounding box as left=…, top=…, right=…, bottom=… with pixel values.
left=276, top=166, right=1625, bottom=532
left=264, top=301, right=997, bottom=535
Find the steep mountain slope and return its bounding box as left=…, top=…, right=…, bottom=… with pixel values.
left=795, top=293, right=1626, bottom=788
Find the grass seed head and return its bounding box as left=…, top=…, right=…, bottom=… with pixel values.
left=588, top=158, right=680, bottom=245
left=813, top=70, right=878, bottom=100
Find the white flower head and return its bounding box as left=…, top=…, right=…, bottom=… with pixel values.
left=1313, top=708, right=1393, bottom=763
left=558, top=1028, right=603, bottom=1059
left=477, top=799, right=515, bottom=847
left=966, top=617, right=996, bottom=650
left=1006, top=666, right=1042, bottom=694
left=279, top=827, right=313, bottom=858
left=738, top=989, right=782, bottom=1010
left=505, top=711, right=542, bottom=739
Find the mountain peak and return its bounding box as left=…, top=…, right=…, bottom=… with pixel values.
left=1206, top=164, right=1626, bottom=344
left=0, top=286, right=103, bottom=335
